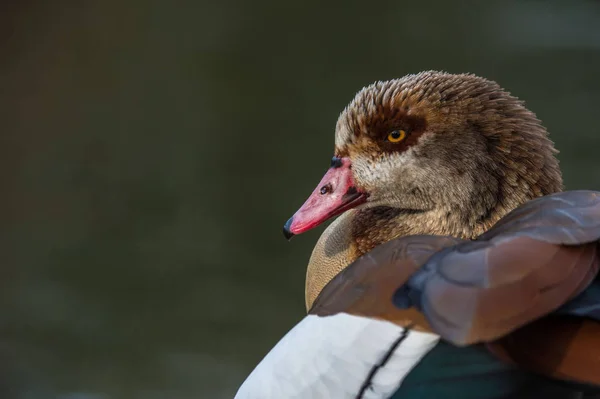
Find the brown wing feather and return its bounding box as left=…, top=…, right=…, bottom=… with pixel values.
left=488, top=316, right=600, bottom=386
left=479, top=190, right=600, bottom=244
left=416, top=238, right=599, bottom=345
left=309, top=235, right=464, bottom=332
left=399, top=191, right=600, bottom=345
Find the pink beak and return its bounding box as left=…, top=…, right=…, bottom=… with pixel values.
left=283, top=157, right=368, bottom=239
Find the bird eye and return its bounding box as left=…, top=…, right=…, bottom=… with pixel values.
left=387, top=130, right=406, bottom=143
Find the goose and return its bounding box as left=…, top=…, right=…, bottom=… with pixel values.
left=235, top=71, right=600, bottom=398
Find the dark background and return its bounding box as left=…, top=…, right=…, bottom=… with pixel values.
left=3, top=1, right=600, bottom=398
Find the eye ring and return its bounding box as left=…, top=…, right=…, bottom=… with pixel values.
left=387, top=129, right=406, bottom=143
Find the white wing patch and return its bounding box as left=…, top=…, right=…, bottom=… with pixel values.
left=235, top=313, right=440, bottom=399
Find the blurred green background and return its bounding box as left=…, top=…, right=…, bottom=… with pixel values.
left=3, top=1, right=600, bottom=398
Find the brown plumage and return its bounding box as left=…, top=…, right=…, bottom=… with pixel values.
left=489, top=316, right=600, bottom=386
left=305, top=71, right=563, bottom=309
left=284, top=72, right=600, bottom=388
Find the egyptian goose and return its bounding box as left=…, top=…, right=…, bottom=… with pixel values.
left=236, top=72, right=600, bottom=398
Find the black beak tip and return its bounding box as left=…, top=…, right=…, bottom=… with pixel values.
left=283, top=218, right=295, bottom=240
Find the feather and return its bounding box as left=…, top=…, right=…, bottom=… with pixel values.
left=393, top=341, right=600, bottom=399
left=234, top=313, right=438, bottom=399
left=394, top=191, right=600, bottom=346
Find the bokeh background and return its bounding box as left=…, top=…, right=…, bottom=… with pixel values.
left=3, top=1, right=600, bottom=397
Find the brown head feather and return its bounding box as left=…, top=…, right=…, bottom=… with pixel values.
left=305, top=71, right=563, bottom=309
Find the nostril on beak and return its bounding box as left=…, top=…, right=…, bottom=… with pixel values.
left=320, top=184, right=332, bottom=195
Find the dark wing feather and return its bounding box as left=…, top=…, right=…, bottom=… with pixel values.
left=393, top=340, right=600, bottom=399
left=396, top=191, right=600, bottom=346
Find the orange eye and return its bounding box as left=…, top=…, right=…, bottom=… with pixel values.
left=387, top=130, right=406, bottom=143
